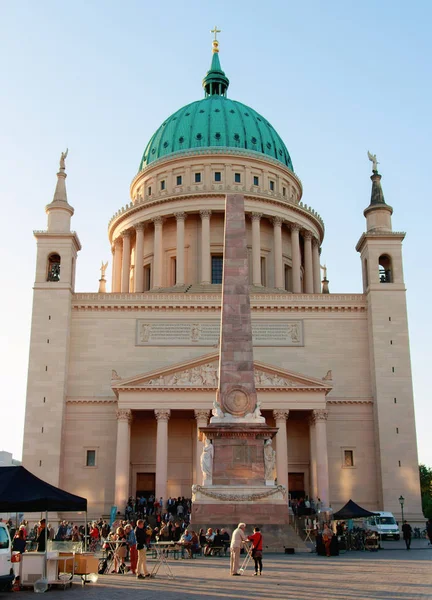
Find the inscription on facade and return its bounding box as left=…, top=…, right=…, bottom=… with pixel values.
left=136, top=320, right=303, bottom=347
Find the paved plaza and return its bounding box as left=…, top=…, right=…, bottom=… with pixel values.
left=10, top=544, right=432, bottom=600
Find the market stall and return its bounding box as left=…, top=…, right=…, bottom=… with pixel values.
left=0, top=466, right=88, bottom=591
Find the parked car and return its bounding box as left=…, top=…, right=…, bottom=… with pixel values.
left=0, top=522, right=14, bottom=591
left=363, top=511, right=400, bottom=540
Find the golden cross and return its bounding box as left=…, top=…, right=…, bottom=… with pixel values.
left=211, top=26, right=221, bottom=41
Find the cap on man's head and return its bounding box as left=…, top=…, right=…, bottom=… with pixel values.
left=238, top=522, right=246, bottom=529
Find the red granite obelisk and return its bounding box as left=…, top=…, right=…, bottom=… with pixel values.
left=191, top=195, right=289, bottom=530
left=217, top=193, right=258, bottom=417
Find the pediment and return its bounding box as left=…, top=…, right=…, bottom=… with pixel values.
left=111, top=352, right=332, bottom=395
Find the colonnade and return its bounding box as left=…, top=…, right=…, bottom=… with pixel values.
left=111, top=211, right=322, bottom=293
left=113, top=407, right=330, bottom=511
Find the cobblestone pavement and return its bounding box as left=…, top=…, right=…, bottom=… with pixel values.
left=8, top=546, right=432, bottom=600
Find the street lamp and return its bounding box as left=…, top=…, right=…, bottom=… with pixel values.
left=399, top=495, right=405, bottom=523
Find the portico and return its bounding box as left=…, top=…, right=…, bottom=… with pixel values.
left=111, top=355, right=332, bottom=511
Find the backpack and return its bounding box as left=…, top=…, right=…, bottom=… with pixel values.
left=98, top=558, right=108, bottom=574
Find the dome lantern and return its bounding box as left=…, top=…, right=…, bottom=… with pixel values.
left=202, top=26, right=229, bottom=97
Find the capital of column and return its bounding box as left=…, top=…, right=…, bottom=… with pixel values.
left=152, top=216, right=164, bottom=227
left=116, top=409, right=132, bottom=423
left=272, top=216, right=283, bottom=227
left=111, top=245, right=115, bottom=255
left=288, top=222, right=301, bottom=232
left=273, top=409, right=290, bottom=421
left=174, top=212, right=187, bottom=222
left=135, top=222, right=145, bottom=232
left=312, top=237, right=320, bottom=248
left=200, top=210, right=212, bottom=220
left=251, top=212, right=263, bottom=222
left=194, top=409, right=210, bottom=421
left=114, top=236, right=122, bottom=246
left=155, top=408, right=171, bottom=422
left=121, top=230, right=131, bottom=239
left=303, top=230, right=313, bottom=240
left=312, top=409, right=329, bottom=423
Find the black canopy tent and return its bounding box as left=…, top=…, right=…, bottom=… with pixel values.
left=0, top=466, right=88, bottom=586
left=0, top=466, right=87, bottom=512
left=333, top=499, right=379, bottom=520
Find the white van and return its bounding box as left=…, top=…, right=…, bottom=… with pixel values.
left=0, top=522, right=14, bottom=591
left=364, top=511, right=400, bottom=540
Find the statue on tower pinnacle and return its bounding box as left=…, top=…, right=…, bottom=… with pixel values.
left=367, top=150, right=379, bottom=173
left=60, top=148, right=68, bottom=171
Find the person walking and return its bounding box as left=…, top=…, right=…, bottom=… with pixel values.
left=230, top=523, right=246, bottom=576
left=247, top=527, right=263, bottom=575
left=402, top=520, right=412, bottom=550
left=135, top=519, right=150, bottom=579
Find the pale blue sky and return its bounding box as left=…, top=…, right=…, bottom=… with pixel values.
left=1, top=1, right=431, bottom=470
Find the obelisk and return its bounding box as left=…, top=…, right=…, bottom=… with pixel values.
left=214, top=193, right=261, bottom=420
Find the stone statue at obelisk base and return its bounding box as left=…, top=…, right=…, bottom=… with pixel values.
left=191, top=196, right=294, bottom=550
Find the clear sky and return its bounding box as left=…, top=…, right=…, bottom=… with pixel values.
left=1, top=0, right=431, bottom=468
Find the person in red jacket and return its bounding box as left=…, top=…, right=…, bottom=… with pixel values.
left=247, top=527, right=263, bottom=575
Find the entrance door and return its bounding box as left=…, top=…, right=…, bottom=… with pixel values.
left=136, top=473, right=155, bottom=499
left=288, top=473, right=305, bottom=499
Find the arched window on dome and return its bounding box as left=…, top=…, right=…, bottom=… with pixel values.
left=379, top=254, right=392, bottom=283
left=47, top=253, right=61, bottom=282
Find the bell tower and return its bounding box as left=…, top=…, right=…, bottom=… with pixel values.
left=22, top=151, right=81, bottom=487
left=356, top=154, right=422, bottom=520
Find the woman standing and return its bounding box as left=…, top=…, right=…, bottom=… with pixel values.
left=322, top=523, right=333, bottom=557
left=113, top=527, right=127, bottom=573
left=247, top=527, right=263, bottom=575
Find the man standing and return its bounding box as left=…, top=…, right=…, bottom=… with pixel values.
left=402, top=520, right=412, bottom=550
left=135, top=520, right=150, bottom=579
left=230, top=523, right=246, bottom=575
left=36, top=519, right=47, bottom=552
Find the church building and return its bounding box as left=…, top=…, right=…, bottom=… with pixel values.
left=22, top=35, right=423, bottom=522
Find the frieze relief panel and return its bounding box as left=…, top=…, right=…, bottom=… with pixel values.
left=142, top=363, right=310, bottom=389
left=136, top=319, right=303, bottom=347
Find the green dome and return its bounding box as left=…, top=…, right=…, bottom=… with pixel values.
left=139, top=96, right=294, bottom=172
left=139, top=46, right=293, bottom=172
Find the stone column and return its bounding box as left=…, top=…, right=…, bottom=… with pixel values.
left=251, top=213, right=262, bottom=286
left=114, top=409, right=132, bottom=510
left=290, top=223, right=301, bottom=293
left=155, top=409, right=170, bottom=501
left=312, top=409, right=329, bottom=506
left=121, top=231, right=131, bottom=293
left=273, top=217, right=284, bottom=289
left=175, top=212, right=186, bottom=286
left=200, top=210, right=212, bottom=284
left=113, top=238, right=123, bottom=293
left=308, top=415, right=318, bottom=501
left=134, top=223, right=145, bottom=293
left=152, top=217, right=163, bottom=288
left=194, top=410, right=210, bottom=486
left=303, top=230, right=314, bottom=294
left=273, top=410, right=289, bottom=492
left=312, top=238, right=321, bottom=294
